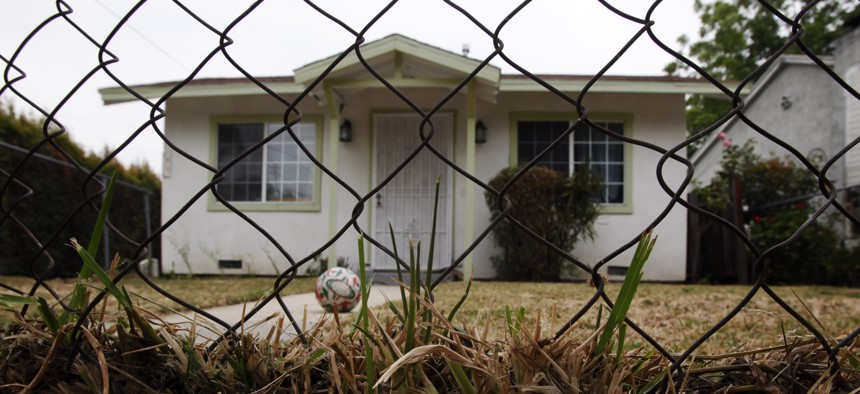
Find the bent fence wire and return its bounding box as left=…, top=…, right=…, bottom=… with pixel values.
left=1, top=0, right=858, bottom=385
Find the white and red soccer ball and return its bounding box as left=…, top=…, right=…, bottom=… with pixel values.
left=314, top=267, right=361, bottom=312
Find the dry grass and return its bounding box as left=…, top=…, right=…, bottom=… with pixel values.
left=0, top=275, right=315, bottom=321
left=0, top=275, right=857, bottom=392
left=424, top=281, right=860, bottom=355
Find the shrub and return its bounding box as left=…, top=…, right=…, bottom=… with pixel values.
left=485, top=165, right=601, bottom=281
left=696, top=140, right=841, bottom=285
left=826, top=244, right=860, bottom=287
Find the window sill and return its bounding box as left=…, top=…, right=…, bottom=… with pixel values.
left=207, top=200, right=321, bottom=212
left=600, top=203, right=633, bottom=215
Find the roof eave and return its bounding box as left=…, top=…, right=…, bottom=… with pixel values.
left=99, top=81, right=305, bottom=105
left=500, top=78, right=751, bottom=95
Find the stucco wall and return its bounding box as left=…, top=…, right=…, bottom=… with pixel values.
left=161, top=89, right=689, bottom=281
left=693, top=63, right=844, bottom=189
left=162, top=96, right=330, bottom=275
left=473, top=92, right=690, bottom=281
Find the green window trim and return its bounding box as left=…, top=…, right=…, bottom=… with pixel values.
left=207, top=114, right=324, bottom=212
left=508, top=112, right=634, bottom=215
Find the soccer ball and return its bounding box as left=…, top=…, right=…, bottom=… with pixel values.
left=314, top=267, right=362, bottom=312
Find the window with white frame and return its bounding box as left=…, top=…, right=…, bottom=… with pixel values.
left=216, top=122, right=317, bottom=203
left=517, top=119, right=626, bottom=204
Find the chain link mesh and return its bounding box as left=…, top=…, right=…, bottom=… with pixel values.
left=1, top=0, right=858, bottom=385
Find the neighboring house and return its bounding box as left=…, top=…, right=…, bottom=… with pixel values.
left=691, top=20, right=860, bottom=238
left=100, top=34, right=734, bottom=281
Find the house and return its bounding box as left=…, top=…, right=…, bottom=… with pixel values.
left=691, top=19, right=860, bottom=239
left=100, top=34, right=736, bottom=282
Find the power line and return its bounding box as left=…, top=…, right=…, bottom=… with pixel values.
left=93, top=0, right=192, bottom=73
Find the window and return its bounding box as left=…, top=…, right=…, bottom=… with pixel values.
left=212, top=118, right=321, bottom=211
left=516, top=118, right=628, bottom=206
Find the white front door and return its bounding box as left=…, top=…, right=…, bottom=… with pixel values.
left=373, top=113, right=453, bottom=271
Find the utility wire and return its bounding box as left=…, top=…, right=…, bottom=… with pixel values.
left=94, top=0, right=192, bottom=72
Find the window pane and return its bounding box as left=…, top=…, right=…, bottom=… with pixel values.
left=591, top=129, right=607, bottom=142
left=574, top=143, right=589, bottom=161
left=608, top=164, right=624, bottom=182
left=607, top=185, right=623, bottom=203
left=284, top=144, right=298, bottom=161
left=217, top=123, right=263, bottom=202
left=574, top=123, right=588, bottom=140
left=298, top=183, right=313, bottom=200
left=591, top=164, right=606, bottom=181
left=591, top=144, right=606, bottom=161
left=266, top=183, right=281, bottom=201
left=608, top=144, right=623, bottom=162
left=264, top=122, right=316, bottom=203
left=282, top=184, right=297, bottom=201
left=517, top=120, right=570, bottom=173
left=299, top=164, right=313, bottom=181
left=284, top=163, right=297, bottom=181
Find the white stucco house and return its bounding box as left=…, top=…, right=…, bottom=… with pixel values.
left=100, top=34, right=737, bottom=282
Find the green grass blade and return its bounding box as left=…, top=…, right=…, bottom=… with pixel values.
left=37, top=297, right=59, bottom=334
left=306, top=348, right=327, bottom=365
left=595, top=230, right=655, bottom=355
left=357, top=236, right=376, bottom=393
left=614, top=324, right=626, bottom=367
left=446, top=271, right=473, bottom=322
left=72, top=241, right=126, bottom=306
left=0, top=293, right=38, bottom=305
left=72, top=238, right=130, bottom=308
left=86, top=171, right=119, bottom=270
left=447, top=360, right=477, bottom=394
left=421, top=177, right=441, bottom=344
left=426, top=176, right=440, bottom=291
left=405, top=237, right=417, bottom=353
left=388, top=222, right=408, bottom=317
left=67, top=172, right=120, bottom=318
left=387, top=300, right=406, bottom=324
left=639, top=369, right=668, bottom=394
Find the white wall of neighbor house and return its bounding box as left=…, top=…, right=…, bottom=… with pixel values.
left=161, top=95, right=331, bottom=276
left=693, top=63, right=844, bottom=187
left=471, top=92, right=690, bottom=281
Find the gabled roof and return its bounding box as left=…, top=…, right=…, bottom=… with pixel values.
left=293, top=34, right=500, bottom=86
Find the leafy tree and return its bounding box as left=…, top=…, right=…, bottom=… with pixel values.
left=485, top=166, right=601, bottom=282
left=0, top=103, right=161, bottom=277
left=666, top=0, right=856, bottom=154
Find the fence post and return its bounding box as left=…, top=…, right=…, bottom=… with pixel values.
left=732, top=175, right=750, bottom=284
left=143, top=192, right=158, bottom=277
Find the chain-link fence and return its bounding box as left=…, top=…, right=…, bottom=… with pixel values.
left=2, top=0, right=859, bottom=390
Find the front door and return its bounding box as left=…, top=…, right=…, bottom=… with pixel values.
left=373, top=113, right=453, bottom=271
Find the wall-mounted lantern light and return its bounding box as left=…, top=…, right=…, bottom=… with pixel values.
left=339, top=119, right=353, bottom=142
left=475, top=120, right=487, bottom=144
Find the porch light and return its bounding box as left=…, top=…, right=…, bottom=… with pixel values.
left=475, top=120, right=487, bottom=144
left=339, top=119, right=353, bottom=142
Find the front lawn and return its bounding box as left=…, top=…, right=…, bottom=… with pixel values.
left=0, top=275, right=316, bottom=323
left=424, top=281, right=860, bottom=355
left=3, top=275, right=857, bottom=356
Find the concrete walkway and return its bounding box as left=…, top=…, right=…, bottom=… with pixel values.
left=161, top=285, right=404, bottom=341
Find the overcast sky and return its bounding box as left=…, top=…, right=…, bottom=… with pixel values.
left=1, top=1, right=701, bottom=174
